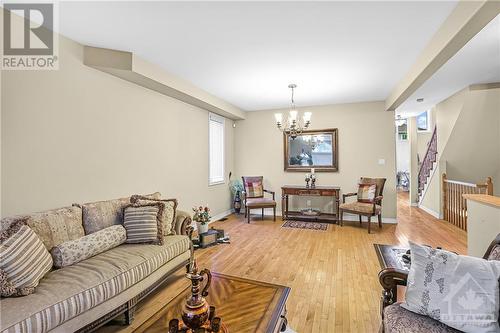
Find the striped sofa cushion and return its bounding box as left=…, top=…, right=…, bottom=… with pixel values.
left=0, top=225, right=53, bottom=297
left=0, top=235, right=191, bottom=333
left=124, top=204, right=163, bottom=245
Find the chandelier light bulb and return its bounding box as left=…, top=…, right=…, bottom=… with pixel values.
left=275, top=84, right=311, bottom=139
left=303, top=112, right=312, bottom=122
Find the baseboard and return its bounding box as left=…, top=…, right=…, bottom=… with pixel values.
left=410, top=203, right=419, bottom=207
left=190, top=209, right=234, bottom=229
left=418, top=204, right=440, bottom=219
left=209, top=209, right=234, bottom=224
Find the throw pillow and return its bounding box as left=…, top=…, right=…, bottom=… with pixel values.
left=402, top=242, right=500, bottom=333
left=51, top=225, right=126, bottom=268
left=123, top=202, right=164, bottom=245
left=130, top=195, right=178, bottom=235
left=244, top=178, right=264, bottom=198
left=0, top=225, right=53, bottom=297
left=357, top=183, right=376, bottom=203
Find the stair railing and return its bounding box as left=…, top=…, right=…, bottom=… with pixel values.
left=418, top=126, right=438, bottom=197
left=442, top=173, right=493, bottom=231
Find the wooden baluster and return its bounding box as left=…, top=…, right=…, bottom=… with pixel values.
left=486, top=177, right=493, bottom=195
left=442, top=174, right=447, bottom=221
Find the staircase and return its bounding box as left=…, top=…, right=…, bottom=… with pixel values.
left=418, top=126, right=437, bottom=200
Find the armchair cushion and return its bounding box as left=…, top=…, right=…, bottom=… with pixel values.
left=384, top=303, right=460, bottom=333
left=246, top=198, right=276, bottom=208
left=357, top=183, right=376, bottom=203
left=339, top=201, right=381, bottom=214
left=242, top=176, right=264, bottom=198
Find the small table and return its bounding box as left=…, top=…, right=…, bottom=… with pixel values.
left=143, top=273, right=290, bottom=333
left=373, top=244, right=410, bottom=272
left=281, top=185, right=341, bottom=223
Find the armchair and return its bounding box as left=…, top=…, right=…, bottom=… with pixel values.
left=378, top=234, right=500, bottom=333
left=339, top=177, right=386, bottom=233
left=242, top=176, right=277, bottom=223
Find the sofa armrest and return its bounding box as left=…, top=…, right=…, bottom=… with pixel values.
left=379, top=268, right=408, bottom=316
left=175, top=210, right=193, bottom=238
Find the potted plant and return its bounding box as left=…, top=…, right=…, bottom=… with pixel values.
left=229, top=179, right=244, bottom=214
left=193, top=205, right=210, bottom=234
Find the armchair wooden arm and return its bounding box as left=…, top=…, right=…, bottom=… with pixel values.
left=263, top=189, right=275, bottom=200
left=378, top=268, right=408, bottom=315
left=342, top=192, right=357, bottom=203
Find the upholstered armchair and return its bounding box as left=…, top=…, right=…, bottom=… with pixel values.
left=339, top=177, right=386, bottom=233
left=242, top=176, right=276, bottom=223
left=378, top=234, right=500, bottom=333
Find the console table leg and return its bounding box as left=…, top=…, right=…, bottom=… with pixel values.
left=281, top=194, right=285, bottom=219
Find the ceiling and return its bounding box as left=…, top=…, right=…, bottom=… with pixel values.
left=397, top=14, right=500, bottom=117
left=58, top=1, right=458, bottom=111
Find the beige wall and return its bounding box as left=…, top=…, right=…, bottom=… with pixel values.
left=440, top=87, right=500, bottom=184
left=1, top=36, right=234, bottom=217
left=234, top=102, right=397, bottom=219
left=419, top=86, right=500, bottom=215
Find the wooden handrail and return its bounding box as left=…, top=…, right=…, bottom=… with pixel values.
left=442, top=173, right=493, bottom=231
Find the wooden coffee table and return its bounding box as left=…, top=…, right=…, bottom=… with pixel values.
left=141, top=272, right=290, bottom=333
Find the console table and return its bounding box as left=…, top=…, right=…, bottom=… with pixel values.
left=281, top=185, right=341, bottom=223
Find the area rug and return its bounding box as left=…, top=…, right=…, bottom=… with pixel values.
left=281, top=220, right=328, bottom=231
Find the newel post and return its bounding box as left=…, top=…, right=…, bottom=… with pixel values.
left=442, top=173, right=447, bottom=221
left=486, top=177, right=493, bottom=195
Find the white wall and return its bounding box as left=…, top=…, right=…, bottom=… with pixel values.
left=396, top=138, right=410, bottom=173
left=1, top=35, right=234, bottom=217
left=234, top=102, right=397, bottom=219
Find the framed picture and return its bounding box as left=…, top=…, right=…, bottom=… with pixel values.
left=417, top=111, right=428, bottom=131
left=283, top=128, right=338, bottom=172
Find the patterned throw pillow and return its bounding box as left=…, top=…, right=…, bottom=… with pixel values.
left=357, top=183, right=376, bottom=203
left=51, top=225, right=126, bottom=268
left=244, top=179, right=264, bottom=198
left=130, top=195, right=177, bottom=235
left=0, top=225, right=53, bottom=297
left=402, top=242, right=500, bottom=333
left=123, top=203, right=164, bottom=245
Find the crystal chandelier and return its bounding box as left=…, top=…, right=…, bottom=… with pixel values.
left=274, top=84, right=311, bottom=139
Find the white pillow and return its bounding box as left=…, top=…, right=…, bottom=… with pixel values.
left=402, top=242, right=500, bottom=333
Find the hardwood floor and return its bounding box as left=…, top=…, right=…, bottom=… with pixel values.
left=101, top=192, right=466, bottom=333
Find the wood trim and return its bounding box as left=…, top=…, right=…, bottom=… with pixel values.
left=283, top=128, right=338, bottom=172
left=463, top=194, right=500, bottom=209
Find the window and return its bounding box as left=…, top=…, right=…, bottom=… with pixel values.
left=396, top=118, right=408, bottom=140
left=209, top=113, right=225, bottom=185
left=417, top=111, right=429, bottom=131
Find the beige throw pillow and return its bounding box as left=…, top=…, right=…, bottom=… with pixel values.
left=123, top=202, right=164, bottom=245
left=130, top=195, right=177, bottom=235
left=51, top=225, right=126, bottom=268
left=0, top=225, right=53, bottom=297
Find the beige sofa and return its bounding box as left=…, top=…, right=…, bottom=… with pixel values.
left=0, top=193, right=193, bottom=333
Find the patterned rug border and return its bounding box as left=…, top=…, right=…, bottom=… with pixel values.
left=281, top=220, right=329, bottom=231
